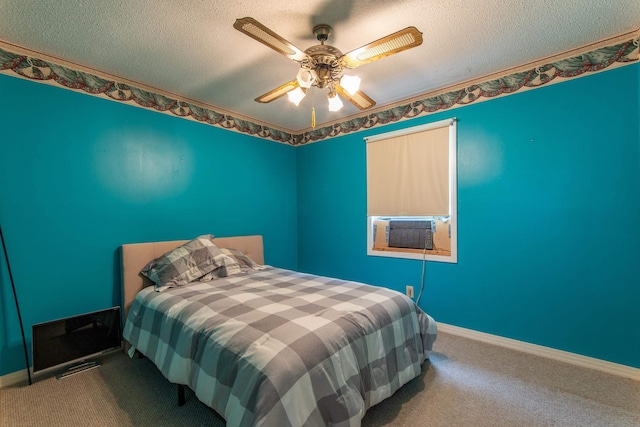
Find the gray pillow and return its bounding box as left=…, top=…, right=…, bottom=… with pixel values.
left=221, top=248, right=265, bottom=272
left=141, top=235, right=235, bottom=291
left=198, top=248, right=265, bottom=281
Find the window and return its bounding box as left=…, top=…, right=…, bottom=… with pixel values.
left=365, top=118, right=457, bottom=263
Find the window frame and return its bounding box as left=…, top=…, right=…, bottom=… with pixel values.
left=365, top=118, right=458, bottom=263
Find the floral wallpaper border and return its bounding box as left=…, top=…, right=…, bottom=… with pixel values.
left=1, top=35, right=638, bottom=146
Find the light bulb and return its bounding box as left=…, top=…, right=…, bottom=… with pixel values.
left=296, top=68, right=317, bottom=88
left=287, top=87, right=306, bottom=106
left=328, top=92, right=343, bottom=111
left=340, top=74, right=361, bottom=95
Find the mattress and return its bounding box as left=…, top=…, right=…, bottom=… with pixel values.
left=123, top=267, right=437, bottom=427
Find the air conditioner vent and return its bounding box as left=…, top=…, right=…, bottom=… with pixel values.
left=388, top=220, right=433, bottom=250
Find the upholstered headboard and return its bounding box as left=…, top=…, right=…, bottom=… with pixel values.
left=120, top=235, right=264, bottom=320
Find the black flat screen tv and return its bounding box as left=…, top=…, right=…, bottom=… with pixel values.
left=32, top=306, right=121, bottom=376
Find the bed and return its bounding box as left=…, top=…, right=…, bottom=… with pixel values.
left=121, top=235, right=437, bottom=427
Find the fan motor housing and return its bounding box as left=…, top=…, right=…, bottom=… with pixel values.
left=304, top=45, right=343, bottom=88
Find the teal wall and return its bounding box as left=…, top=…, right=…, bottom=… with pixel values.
left=1, top=63, right=638, bottom=377
left=0, top=75, right=298, bottom=375
left=297, top=63, right=640, bottom=368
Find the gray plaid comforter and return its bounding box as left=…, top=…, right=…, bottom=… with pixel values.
left=123, top=267, right=437, bottom=427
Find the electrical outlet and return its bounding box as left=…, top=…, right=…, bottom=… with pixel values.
left=406, top=285, right=414, bottom=298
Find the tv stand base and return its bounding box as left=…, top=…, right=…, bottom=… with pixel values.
left=56, top=360, right=101, bottom=379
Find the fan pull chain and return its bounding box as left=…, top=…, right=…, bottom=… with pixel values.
left=311, top=86, right=316, bottom=129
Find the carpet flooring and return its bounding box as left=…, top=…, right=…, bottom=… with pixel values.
left=2, top=331, right=638, bottom=426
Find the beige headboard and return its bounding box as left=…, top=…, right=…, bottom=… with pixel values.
left=121, top=235, right=264, bottom=320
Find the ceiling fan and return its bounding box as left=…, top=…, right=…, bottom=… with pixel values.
left=233, top=17, right=423, bottom=114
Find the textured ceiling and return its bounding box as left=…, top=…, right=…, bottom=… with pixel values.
left=1, top=1, right=639, bottom=133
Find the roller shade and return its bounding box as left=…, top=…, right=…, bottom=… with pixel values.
left=367, top=123, right=450, bottom=216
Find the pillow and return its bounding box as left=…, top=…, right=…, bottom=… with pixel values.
left=198, top=247, right=265, bottom=281
left=141, top=235, right=235, bottom=291
left=221, top=248, right=265, bottom=272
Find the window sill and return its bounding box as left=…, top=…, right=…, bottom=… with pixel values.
left=368, top=246, right=456, bottom=263
left=372, top=246, right=451, bottom=257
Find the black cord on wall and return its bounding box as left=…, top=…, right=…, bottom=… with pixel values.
left=415, top=220, right=434, bottom=305
left=0, top=225, right=32, bottom=385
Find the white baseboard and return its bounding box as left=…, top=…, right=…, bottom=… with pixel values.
left=3, top=323, right=638, bottom=387
left=437, top=323, right=640, bottom=381
left=0, top=368, right=31, bottom=388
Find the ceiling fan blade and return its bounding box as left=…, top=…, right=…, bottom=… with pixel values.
left=341, top=26, right=423, bottom=68
left=335, top=84, right=376, bottom=110
left=255, top=80, right=299, bottom=103
left=234, top=17, right=308, bottom=62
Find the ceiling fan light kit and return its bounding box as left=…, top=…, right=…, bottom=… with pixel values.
left=287, top=87, right=306, bottom=106
left=233, top=17, right=423, bottom=122
left=296, top=68, right=317, bottom=89
left=340, top=74, right=361, bottom=96
left=327, top=90, right=344, bottom=111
